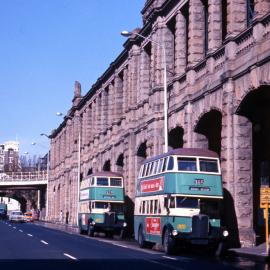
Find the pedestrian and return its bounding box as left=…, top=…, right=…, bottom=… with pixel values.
left=60, top=210, right=63, bottom=223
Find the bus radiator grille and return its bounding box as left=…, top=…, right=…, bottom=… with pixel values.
left=104, top=212, right=116, bottom=226
left=192, top=214, right=209, bottom=238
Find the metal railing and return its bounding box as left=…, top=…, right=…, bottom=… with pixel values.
left=0, top=171, right=48, bottom=182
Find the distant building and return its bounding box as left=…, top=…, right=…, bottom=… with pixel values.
left=0, top=141, right=20, bottom=173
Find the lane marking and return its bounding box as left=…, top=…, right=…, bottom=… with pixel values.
left=13, top=227, right=16, bottom=229
left=19, top=229, right=23, bottom=232
left=148, top=259, right=184, bottom=270
left=8, top=225, right=11, bottom=227
left=27, top=234, right=33, bottom=237
left=112, top=243, right=128, bottom=248
left=162, top=256, right=177, bottom=260
left=63, top=253, right=77, bottom=260
left=41, top=240, right=48, bottom=245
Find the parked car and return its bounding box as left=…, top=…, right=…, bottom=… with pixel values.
left=23, top=212, right=33, bottom=222
left=9, top=211, right=24, bottom=223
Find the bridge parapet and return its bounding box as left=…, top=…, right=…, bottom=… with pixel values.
left=0, top=171, right=48, bottom=183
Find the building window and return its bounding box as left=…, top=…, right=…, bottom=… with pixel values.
left=247, top=0, right=255, bottom=27
left=203, top=0, right=209, bottom=55
left=9, top=157, right=13, bottom=164
left=222, top=0, right=227, bottom=41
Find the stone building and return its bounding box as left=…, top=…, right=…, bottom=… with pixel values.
left=48, top=0, right=270, bottom=247
left=0, top=141, right=20, bottom=173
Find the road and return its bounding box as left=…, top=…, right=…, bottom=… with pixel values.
left=0, top=220, right=268, bottom=270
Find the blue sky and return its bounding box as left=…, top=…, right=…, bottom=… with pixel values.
left=0, top=0, right=145, bottom=157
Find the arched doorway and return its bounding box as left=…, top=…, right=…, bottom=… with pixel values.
left=103, top=160, right=111, bottom=172
left=194, top=109, right=222, bottom=156
left=168, top=126, right=184, bottom=149
left=236, top=86, right=270, bottom=244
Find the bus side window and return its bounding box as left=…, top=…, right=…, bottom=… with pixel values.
left=164, top=197, right=168, bottom=209
left=154, top=199, right=158, bottom=214
left=169, top=197, right=176, bottom=208
left=91, top=177, right=95, bottom=186
left=162, top=157, right=168, bottom=172
left=167, top=156, right=174, bottom=171
left=158, top=200, right=161, bottom=214
left=146, top=163, right=151, bottom=176
left=150, top=200, right=153, bottom=214
left=157, top=159, right=163, bottom=173
left=142, top=201, right=145, bottom=214
left=142, top=165, right=146, bottom=177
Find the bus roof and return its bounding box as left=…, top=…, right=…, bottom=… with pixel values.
left=88, top=171, right=123, bottom=178
left=143, top=148, right=219, bottom=164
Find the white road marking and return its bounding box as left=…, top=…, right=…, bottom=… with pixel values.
left=148, top=259, right=184, bottom=270
left=162, top=256, right=177, bottom=260
left=19, top=229, right=23, bottom=232
left=112, top=243, right=128, bottom=248
left=41, top=240, right=48, bottom=245
left=8, top=224, right=11, bottom=227
left=27, top=233, right=33, bottom=237
left=63, top=253, right=77, bottom=260
left=13, top=227, right=16, bottom=229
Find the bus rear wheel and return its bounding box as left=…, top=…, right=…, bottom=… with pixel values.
left=163, top=228, right=176, bottom=255
left=138, top=227, right=146, bottom=248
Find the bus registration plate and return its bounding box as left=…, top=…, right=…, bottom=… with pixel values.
left=146, top=217, right=161, bottom=235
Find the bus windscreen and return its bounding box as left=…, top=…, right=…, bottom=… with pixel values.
left=199, top=159, right=219, bottom=173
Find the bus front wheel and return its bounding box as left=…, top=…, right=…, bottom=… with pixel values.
left=163, top=228, right=176, bottom=255
left=87, top=226, right=94, bottom=237
left=138, top=227, right=146, bottom=248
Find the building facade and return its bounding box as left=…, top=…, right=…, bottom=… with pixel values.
left=0, top=141, right=19, bottom=173
left=48, top=0, right=270, bottom=247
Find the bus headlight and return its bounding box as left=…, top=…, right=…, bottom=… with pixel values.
left=222, top=230, right=229, bottom=237
left=123, top=222, right=127, bottom=227
left=172, top=230, right=178, bottom=236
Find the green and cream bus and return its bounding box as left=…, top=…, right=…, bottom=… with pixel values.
left=134, top=148, right=228, bottom=255
left=78, top=172, right=127, bottom=238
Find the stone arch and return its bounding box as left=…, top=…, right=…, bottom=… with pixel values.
left=87, top=168, right=93, bottom=175
left=193, top=109, right=222, bottom=156
left=236, top=85, right=270, bottom=245
left=168, top=126, right=184, bottom=149
left=103, top=160, right=111, bottom=172
left=116, top=153, right=124, bottom=174
left=136, top=140, right=147, bottom=178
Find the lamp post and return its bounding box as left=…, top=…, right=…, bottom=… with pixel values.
left=33, top=136, right=50, bottom=221
left=121, top=30, right=168, bottom=153
left=57, top=112, right=81, bottom=226
left=40, top=133, right=50, bottom=221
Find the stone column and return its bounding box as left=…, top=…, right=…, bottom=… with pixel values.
left=114, top=74, right=124, bottom=122
left=227, top=0, right=247, bottom=37
left=255, top=0, right=270, bottom=18
left=139, top=49, right=151, bottom=103
left=123, top=67, right=129, bottom=113
left=233, top=114, right=255, bottom=247
left=188, top=0, right=205, bottom=64
left=175, top=10, right=187, bottom=75
left=208, top=0, right=222, bottom=52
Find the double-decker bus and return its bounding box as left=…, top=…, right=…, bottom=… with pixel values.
left=134, top=148, right=229, bottom=255
left=78, top=172, right=127, bottom=238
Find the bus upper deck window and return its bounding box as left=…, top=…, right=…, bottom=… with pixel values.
left=162, top=158, right=167, bottom=172
left=96, top=177, right=109, bottom=186
left=110, top=178, right=122, bottom=187
left=199, top=159, right=219, bottom=173
left=167, top=156, right=174, bottom=170
left=91, top=177, right=95, bottom=186
left=177, top=157, right=197, bottom=171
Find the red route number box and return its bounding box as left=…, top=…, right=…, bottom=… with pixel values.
left=141, top=177, right=164, bottom=193
left=146, top=217, right=161, bottom=235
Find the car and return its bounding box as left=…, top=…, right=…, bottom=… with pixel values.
left=23, top=212, right=33, bottom=222
left=9, top=211, right=24, bottom=223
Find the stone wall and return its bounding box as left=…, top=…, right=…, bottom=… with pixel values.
left=48, top=0, right=270, bottom=247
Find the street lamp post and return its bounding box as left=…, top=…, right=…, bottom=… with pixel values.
left=121, top=30, right=168, bottom=153
left=57, top=113, right=81, bottom=226
left=34, top=135, right=50, bottom=221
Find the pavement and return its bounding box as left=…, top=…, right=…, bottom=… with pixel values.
left=35, top=220, right=269, bottom=262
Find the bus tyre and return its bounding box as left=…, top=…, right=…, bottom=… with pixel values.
left=87, top=226, right=94, bottom=237
left=120, top=229, right=125, bottom=240
left=138, top=227, right=146, bottom=248
left=163, top=228, right=176, bottom=255
left=215, top=241, right=226, bottom=257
